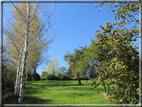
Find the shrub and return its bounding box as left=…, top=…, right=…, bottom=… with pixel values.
left=72, top=77, right=77, bottom=80
left=61, top=75, right=72, bottom=80
left=35, top=73, right=40, bottom=81
left=46, top=74, right=60, bottom=80
left=2, top=64, right=16, bottom=93
left=57, top=73, right=62, bottom=79
left=26, top=73, right=40, bottom=81
left=46, top=73, right=72, bottom=80
left=80, top=77, right=89, bottom=80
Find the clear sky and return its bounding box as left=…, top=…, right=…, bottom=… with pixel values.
left=36, top=3, right=139, bottom=76
left=3, top=3, right=139, bottom=76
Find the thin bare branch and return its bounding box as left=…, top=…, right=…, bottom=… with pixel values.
left=29, top=17, right=39, bottom=26
left=11, top=3, right=26, bottom=24
left=3, top=11, right=25, bottom=38
left=4, top=31, right=20, bottom=53
left=4, top=30, right=21, bottom=46
left=28, top=4, right=56, bottom=44
left=27, top=22, right=55, bottom=52
left=29, top=3, right=40, bottom=23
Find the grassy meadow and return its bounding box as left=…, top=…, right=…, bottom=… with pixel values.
left=3, top=80, right=114, bottom=104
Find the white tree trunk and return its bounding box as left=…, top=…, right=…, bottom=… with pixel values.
left=14, top=58, right=20, bottom=94
left=15, top=37, right=23, bottom=94
left=18, top=2, right=30, bottom=104
left=14, top=57, right=22, bottom=94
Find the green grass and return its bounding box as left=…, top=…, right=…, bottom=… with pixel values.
left=3, top=80, right=115, bottom=104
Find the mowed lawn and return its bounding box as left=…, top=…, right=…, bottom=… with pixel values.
left=3, top=80, right=114, bottom=104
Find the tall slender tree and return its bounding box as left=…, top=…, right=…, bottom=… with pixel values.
left=3, top=2, right=56, bottom=103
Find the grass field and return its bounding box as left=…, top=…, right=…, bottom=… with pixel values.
left=3, top=80, right=115, bottom=104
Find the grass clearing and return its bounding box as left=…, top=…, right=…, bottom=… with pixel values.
left=3, top=80, right=115, bottom=104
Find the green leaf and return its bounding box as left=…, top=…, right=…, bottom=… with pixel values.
left=133, top=37, right=136, bottom=41
left=105, top=3, right=108, bottom=6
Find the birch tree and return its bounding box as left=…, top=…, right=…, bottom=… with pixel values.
left=3, top=2, right=56, bottom=104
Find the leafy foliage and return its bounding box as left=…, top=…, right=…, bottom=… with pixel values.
left=2, top=64, right=16, bottom=93
left=92, top=2, right=139, bottom=104
left=93, top=21, right=139, bottom=104
left=2, top=46, right=16, bottom=94
left=26, top=72, right=40, bottom=81
left=46, top=73, right=72, bottom=80
left=41, top=71, right=48, bottom=80
left=64, top=46, right=88, bottom=84
left=44, top=58, right=60, bottom=76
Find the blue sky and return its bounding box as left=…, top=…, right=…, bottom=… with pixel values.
left=36, top=3, right=139, bottom=76
left=3, top=3, right=139, bottom=76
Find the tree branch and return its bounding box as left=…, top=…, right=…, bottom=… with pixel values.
left=27, top=22, right=55, bottom=52
left=28, top=4, right=56, bottom=44
left=3, top=12, right=25, bottom=38
left=4, top=31, right=20, bottom=53
left=11, top=3, right=26, bottom=24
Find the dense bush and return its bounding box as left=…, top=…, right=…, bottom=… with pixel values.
left=72, top=77, right=89, bottom=80
left=35, top=73, right=40, bottom=81
left=26, top=73, right=40, bottom=81
left=2, top=64, right=16, bottom=93
left=41, top=71, right=48, bottom=80
left=46, top=74, right=60, bottom=80
left=56, top=73, right=62, bottom=79
left=46, top=73, right=72, bottom=80
left=80, top=77, right=89, bottom=80
left=61, top=75, right=72, bottom=80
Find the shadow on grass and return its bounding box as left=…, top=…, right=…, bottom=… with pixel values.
left=24, top=87, right=39, bottom=94
left=3, top=95, right=52, bottom=104
left=2, top=94, right=19, bottom=104
left=27, top=81, right=114, bottom=95
left=23, top=96, right=52, bottom=104
left=29, top=82, right=92, bottom=87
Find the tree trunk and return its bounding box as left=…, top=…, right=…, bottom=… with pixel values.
left=77, top=73, right=81, bottom=85
left=15, top=58, right=20, bottom=94
left=34, top=68, right=36, bottom=82
left=18, top=2, right=30, bottom=104
left=15, top=38, right=23, bottom=94
left=103, top=81, right=106, bottom=93
left=112, top=86, right=115, bottom=93
left=107, top=84, right=109, bottom=96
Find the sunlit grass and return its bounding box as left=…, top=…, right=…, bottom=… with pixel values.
left=3, top=80, right=114, bottom=104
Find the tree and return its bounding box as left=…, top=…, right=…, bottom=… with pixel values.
left=64, top=46, right=88, bottom=85
left=57, top=67, right=67, bottom=79
left=66, top=67, right=74, bottom=77
left=44, top=57, right=60, bottom=76
left=92, top=2, right=140, bottom=104
left=74, top=40, right=100, bottom=80
left=59, top=67, right=67, bottom=74
left=41, top=71, right=48, bottom=80
left=91, top=21, right=139, bottom=103
left=3, top=2, right=56, bottom=104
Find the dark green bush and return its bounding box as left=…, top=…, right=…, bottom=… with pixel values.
left=2, top=64, right=16, bottom=93
left=35, top=73, right=40, bottom=81
left=46, top=73, right=72, bottom=80
left=46, top=74, right=60, bottom=80
left=57, top=73, right=62, bottom=79
left=80, top=77, right=89, bottom=80
left=61, top=75, right=72, bottom=80
left=72, top=77, right=88, bottom=80
left=26, top=73, right=40, bottom=81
